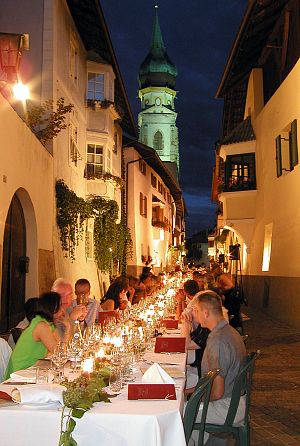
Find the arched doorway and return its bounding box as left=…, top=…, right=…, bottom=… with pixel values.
left=0, top=194, right=27, bottom=332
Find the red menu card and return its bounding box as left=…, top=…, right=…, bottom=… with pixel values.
left=0, top=391, right=12, bottom=401
left=163, top=319, right=179, bottom=329
left=98, top=311, right=118, bottom=325
left=128, top=383, right=176, bottom=400
left=154, top=336, right=186, bottom=353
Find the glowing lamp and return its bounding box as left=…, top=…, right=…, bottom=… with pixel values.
left=12, top=81, right=29, bottom=101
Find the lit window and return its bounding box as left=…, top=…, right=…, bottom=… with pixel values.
left=224, top=153, right=256, bottom=192
left=262, top=223, right=273, bottom=272
left=107, top=148, right=111, bottom=173
left=86, top=144, right=103, bottom=178
left=87, top=72, right=104, bottom=101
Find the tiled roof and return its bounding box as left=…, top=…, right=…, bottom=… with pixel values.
left=220, top=116, right=256, bottom=145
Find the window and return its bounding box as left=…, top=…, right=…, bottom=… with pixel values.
left=158, top=181, right=163, bottom=194
left=151, top=173, right=157, bottom=188
left=69, top=122, right=79, bottom=166
left=70, top=34, right=78, bottom=84
left=153, top=131, right=164, bottom=152
left=87, top=72, right=104, bottom=101
left=86, top=144, right=103, bottom=178
left=139, top=160, right=146, bottom=175
left=224, top=153, right=256, bottom=192
left=113, top=131, right=118, bottom=154
left=107, top=148, right=111, bottom=173
left=262, top=223, right=273, bottom=272
left=275, top=119, right=298, bottom=177
left=152, top=205, right=163, bottom=224
left=140, top=193, right=147, bottom=218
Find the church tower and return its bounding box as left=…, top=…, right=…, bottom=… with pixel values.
left=138, top=6, right=179, bottom=170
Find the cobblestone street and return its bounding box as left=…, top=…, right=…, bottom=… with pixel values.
left=243, top=305, right=300, bottom=445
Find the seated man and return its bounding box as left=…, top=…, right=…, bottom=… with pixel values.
left=176, top=279, right=200, bottom=321
left=52, top=278, right=87, bottom=337
left=187, top=291, right=247, bottom=445
left=73, top=278, right=100, bottom=329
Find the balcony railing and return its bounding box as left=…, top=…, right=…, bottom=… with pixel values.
left=221, top=177, right=256, bottom=193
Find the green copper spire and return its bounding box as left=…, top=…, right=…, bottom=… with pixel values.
left=138, top=5, right=177, bottom=89
left=150, top=6, right=165, bottom=56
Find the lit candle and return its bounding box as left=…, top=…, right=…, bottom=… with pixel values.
left=114, top=337, right=123, bottom=348
left=96, top=347, right=105, bottom=359
left=82, top=357, right=93, bottom=378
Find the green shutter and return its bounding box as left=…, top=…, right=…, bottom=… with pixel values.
left=275, top=136, right=282, bottom=177
left=289, top=119, right=298, bottom=170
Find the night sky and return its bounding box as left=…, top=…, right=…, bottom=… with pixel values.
left=100, top=0, right=247, bottom=236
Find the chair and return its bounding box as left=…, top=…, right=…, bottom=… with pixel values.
left=195, top=350, right=261, bottom=446
left=183, top=369, right=220, bottom=445
left=0, top=338, right=12, bottom=382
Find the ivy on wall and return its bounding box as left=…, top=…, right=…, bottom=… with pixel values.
left=55, top=180, right=132, bottom=273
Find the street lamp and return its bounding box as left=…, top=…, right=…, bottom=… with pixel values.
left=0, top=32, right=29, bottom=98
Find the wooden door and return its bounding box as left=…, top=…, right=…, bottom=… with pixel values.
left=0, top=194, right=26, bottom=332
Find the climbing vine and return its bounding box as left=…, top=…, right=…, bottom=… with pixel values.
left=55, top=180, right=132, bottom=273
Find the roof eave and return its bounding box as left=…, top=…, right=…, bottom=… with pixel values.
left=216, top=0, right=256, bottom=98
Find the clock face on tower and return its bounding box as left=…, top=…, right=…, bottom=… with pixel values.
left=155, top=97, right=161, bottom=106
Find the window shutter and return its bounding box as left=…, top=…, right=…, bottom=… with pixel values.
left=140, top=193, right=143, bottom=216
left=275, top=136, right=282, bottom=177
left=289, top=119, right=298, bottom=170
left=144, top=197, right=147, bottom=218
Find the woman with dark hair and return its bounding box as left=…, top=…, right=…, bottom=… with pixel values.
left=5, top=292, right=70, bottom=378
left=101, top=277, right=129, bottom=310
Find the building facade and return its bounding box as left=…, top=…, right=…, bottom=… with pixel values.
left=0, top=0, right=136, bottom=331
left=212, top=0, right=300, bottom=327
left=124, top=141, right=184, bottom=276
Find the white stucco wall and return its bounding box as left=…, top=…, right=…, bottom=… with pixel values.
left=0, top=94, right=53, bottom=297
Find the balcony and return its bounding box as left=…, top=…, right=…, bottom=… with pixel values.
left=222, top=176, right=256, bottom=193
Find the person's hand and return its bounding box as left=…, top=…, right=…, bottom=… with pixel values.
left=54, top=309, right=70, bottom=329
left=181, top=307, right=193, bottom=323
left=175, top=289, right=185, bottom=303
left=70, top=305, right=88, bottom=322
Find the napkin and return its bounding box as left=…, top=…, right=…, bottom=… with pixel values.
left=9, top=368, right=37, bottom=383
left=11, top=384, right=66, bottom=405
left=142, top=362, right=175, bottom=384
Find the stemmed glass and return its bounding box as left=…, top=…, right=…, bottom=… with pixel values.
left=52, top=342, right=68, bottom=382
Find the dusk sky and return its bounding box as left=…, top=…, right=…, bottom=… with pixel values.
left=100, top=1, right=247, bottom=236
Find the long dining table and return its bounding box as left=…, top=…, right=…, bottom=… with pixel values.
left=0, top=347, right=188, bottom=446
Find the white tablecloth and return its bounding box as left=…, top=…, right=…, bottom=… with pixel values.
left=0, top=352, right=187, bottom=446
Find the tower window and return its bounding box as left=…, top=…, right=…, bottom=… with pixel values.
left=153, top=131, right=164, bottom=152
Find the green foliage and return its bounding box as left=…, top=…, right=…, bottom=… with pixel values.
left=55, top=180, right=132, bottom=273
left=56, top=180, right=89, bottom=260
left=59, top=368, right=111, bottom=446
left=25, top=97, right=73, bottom=144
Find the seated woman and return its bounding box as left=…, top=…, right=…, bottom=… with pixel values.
left=8, top=297, right=39, bottom=349
left=5, top=292, right=70, bottom=379
left=101, top=277, right=129, bottom=311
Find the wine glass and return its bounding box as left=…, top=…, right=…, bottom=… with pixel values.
left=52, top=342, right=68, bottom=382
